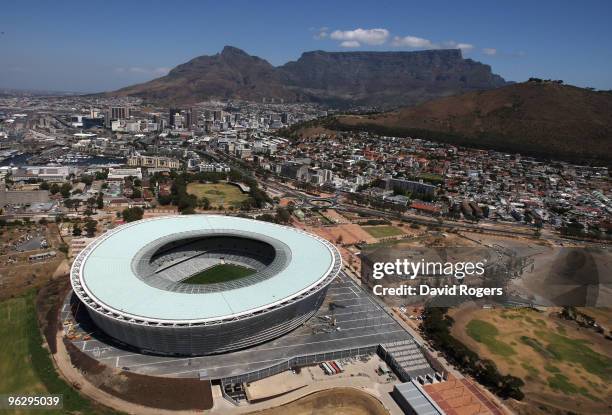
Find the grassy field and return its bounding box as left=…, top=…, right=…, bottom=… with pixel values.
left=0, top=292, right=114, bottom=415
left=182, top=264, right=256, bottom=284
left=450, top=306, right=612, bottom=414
left=186, top=182, right=247, bottom=208
left=362, top=225, right=404, bottom=239
left=0, top=296, right=47, bottom=398
left=466, top=319, right=516, bottom=357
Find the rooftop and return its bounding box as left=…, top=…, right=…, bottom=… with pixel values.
left=76, top=215, right=338, bottom=322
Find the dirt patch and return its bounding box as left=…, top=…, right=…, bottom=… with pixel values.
left=36, top=275, right=71, bottom=354
left=311, top=224, right=377, bottom=245
left=249, top=387, right=388, bottom=415
left=0, top=223, right=67, bottom=300
left=320, top=209, right=350, bottom=224
left=64, top=341, right=213, bottom=410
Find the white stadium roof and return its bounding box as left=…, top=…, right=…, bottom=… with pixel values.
left=74, top=215, right=338, bottom=323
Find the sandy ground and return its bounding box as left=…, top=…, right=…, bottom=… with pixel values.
left=320, top=209, right=351, bottom=224
left=248, top=388, right=389, bottom=415
left=310, top=224, right=378, bottom=245
left=52, top=259, right=70, bottom=277
left=246, top=371, right=308, bottom=401
left=0, top=223, right=66, bottom=300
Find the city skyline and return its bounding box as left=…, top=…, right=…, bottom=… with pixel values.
left=0, top=0, right=611, bottom=92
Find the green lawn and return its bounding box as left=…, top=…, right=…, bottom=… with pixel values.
left=534, top=330, right=612, bottom=381
left=466, top=319, right=516, bottom=357
left=182, top=264, right=256, bottom=284
left=0, top=292, right=114, bottom=414
left=186, top=182, right=247, bottom=207
left=0, top=296, right=47, bottom=396
left=362, top=225, right=404, bottom=239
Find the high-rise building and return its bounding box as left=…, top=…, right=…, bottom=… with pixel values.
left=169, top=108, right=198, bottom=129
left=105, top=106, right=130, bottom=128
left=168, top=108, right=180, bottom=127
left=189, top=108, right=200, bottom=129
left=110, top=106, right=130, bottom=120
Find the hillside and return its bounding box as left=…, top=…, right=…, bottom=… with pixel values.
left=111, top=46, right=295, bottom=103
left=334, top=82, right=612, bottom=164
left=109, top=46, right=507, bottom=108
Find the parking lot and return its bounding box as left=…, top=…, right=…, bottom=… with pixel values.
left=62, top=272, right=417, bottom=380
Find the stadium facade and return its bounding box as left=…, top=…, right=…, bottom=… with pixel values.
left=70, top=215, right=341, bottom=356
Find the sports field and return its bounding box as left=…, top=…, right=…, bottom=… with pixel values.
left=362, top=225, right=404, bottom=239
left=186, top=182, right=247, bottom=208
left=182, top=264, right=256, bottom=284
left=450, top=306, right=612, bottom=414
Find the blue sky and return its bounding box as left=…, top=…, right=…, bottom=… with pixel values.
left=1, top=0, right=611, bottom=92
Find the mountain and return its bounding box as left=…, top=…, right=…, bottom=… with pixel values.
left=278, top=49, right=506, bottom=107
left=332, top=81, right=612, bottom=164
left=109, top=46, right=507, bottom=108
left=111, top=46, right=295, bottom=103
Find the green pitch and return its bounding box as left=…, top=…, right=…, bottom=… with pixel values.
left=182, top=264, right=256, bottom=284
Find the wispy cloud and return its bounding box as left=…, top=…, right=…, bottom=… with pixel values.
left=391, top=37, right=474, bottom=52
left=482, top=48, right=497, bottom=56
left=339, top=40, right=361, bottom=48
left=314, top=27, right=491, bottom=55
left=450, top=42, right=474, bottom=52
left=329, top=28, right=390, bottom=47
left=311, top=26, right=329, bottom=40
left=391, top=35, right=436, bottom=49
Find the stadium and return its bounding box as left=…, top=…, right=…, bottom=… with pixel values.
left=70, top=215, right=342, bottom=356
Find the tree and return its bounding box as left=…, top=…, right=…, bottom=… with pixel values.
left=60, top=182, right=72, bottom=198
left=96, top=192, right=104, bottom=209
left=49, top=183, right=60, bottom=195
left=132, top=187, right=142, bottom=199
left=177, top=194, right=197, bottom=213
left=275, top=207, right=291, bottom=224
left=66, top=199, right=81, bottom=212
left=72, top=224, right=82, bottom=236
left=157, top=193, right=173, bottom=205
left=199, top=197, right=210, bottom=210
left=122, top=207, right=144, bottom=223
left=84, top=218, right=97, bottom=237
left=256, top=214, right=276, bottom=223
left=39, top=181, right=50, bottom=190
left=58, top=243, right=69, bottom=254
left=87, top=196, right=97, bottom=210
